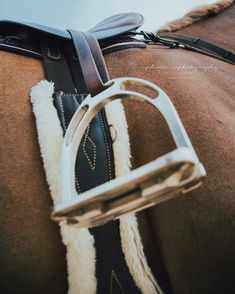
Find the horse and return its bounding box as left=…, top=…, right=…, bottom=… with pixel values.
left=0, top=1, right=234, bottom=293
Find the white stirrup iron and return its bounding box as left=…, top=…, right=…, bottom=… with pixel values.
left=52, top=77, right=206, bottom=227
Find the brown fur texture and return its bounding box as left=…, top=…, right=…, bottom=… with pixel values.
left=0, top=53, right=68, bottom=293
left=0, top=4, right=235, bottom=294
left=158, top=0, right=234, bottom=33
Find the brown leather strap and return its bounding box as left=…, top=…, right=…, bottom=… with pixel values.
left=159, top=33, right=235, bottom=65
left=68, top=30, right=108, bottom=96
left=84, top=32, right=110, bottom=83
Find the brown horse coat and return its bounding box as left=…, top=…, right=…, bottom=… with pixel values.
left=0, top=3, right=235, bottom=294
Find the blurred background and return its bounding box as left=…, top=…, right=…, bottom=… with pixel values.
left=1, top=0, right=217, bottom=31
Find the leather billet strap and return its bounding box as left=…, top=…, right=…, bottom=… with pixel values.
left=159, top=32, right=235, bottom=65
left=68, top=30, right=109, bottom=95
left=40, top=36, right=141, bottom=293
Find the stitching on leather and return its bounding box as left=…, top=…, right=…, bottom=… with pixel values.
left=59, top=95, right=66, bottom=130
left=72, top=95, right=97, bottom=171
left=71, top=95, right=83, bottom=192
left=59, top=94, right=112, bottom=190
left=69, top=88, right=112, bottom=180
left=98, top=111, right=112, bottom=180
left=110, top=270, right=124, bottom=294
left=75, top=175, right=82, bottom=194
left=82, top=125, right=97, bottom=170
left=58, top=93, right=88, bottom=97
left=60, top=95, right=83, bottom=193
left=72, top=94, right=80, bottom=107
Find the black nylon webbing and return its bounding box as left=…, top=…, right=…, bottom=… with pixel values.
left=160, top=33, right=235, bottom=64
left=40, top=38, right=75, bottom=92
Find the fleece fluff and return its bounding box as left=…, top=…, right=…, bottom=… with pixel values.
left=31, top=80, right=96, bottom=294
left=105, top=101, right=162, bottom=294
left=30, top=80, right=162, bottom=293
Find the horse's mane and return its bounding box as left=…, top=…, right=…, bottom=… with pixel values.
left=157, top=0, right=234, bottom=33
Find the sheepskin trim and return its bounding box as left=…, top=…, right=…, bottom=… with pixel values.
left=30, top=80, right=62, bottom=204
left=105, top=100, right=162, bottom=294
left=30, top=80, right=96, bottom=294
left=157, top=0, right=234, bottom=33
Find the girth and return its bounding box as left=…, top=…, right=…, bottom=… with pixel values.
left=40, top=25, right=141, bottom=293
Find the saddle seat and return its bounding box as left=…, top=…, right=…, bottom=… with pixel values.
left=0, top=12, right=143, bottom=41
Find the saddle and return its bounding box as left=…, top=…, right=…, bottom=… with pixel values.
left=4, top=11, right=233, bottom=227
left=0, top=12, right=209, bottom=228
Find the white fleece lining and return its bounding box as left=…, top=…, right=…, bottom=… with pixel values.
left=105, top=101, right=162, bottom=294
left=30, top=80, right=162, bottom=293
left=30, top=80, right=96, bottom=294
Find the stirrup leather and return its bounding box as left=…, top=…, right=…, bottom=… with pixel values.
left=52, top=77, right=206, bottom=227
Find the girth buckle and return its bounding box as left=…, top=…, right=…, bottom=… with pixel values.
left=138, top=30, right=180, bottom=48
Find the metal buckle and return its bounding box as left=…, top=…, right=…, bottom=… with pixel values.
left=52, top=77, right=206, bottom=227
left=138, top=30, right=180, bottom=48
